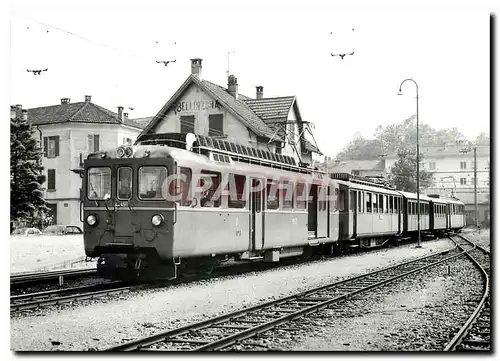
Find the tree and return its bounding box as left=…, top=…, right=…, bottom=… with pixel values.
left=10, top=108, right=49, bottom=229
left=334, top=136, right=384, bottom=161
left=474, top=132, right=490, bottom=146
left=388, top=149, right=434, bottom=192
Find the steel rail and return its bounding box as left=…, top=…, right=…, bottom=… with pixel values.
left=106, top=241, right=465, bottom=351
left=443, top=234, right=490, bottom=352
left=10, top=268, right=97, bottom=285
left=10, top=282, right=131, bottom=311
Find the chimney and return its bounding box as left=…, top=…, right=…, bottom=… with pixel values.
left=117, top=106, right=124, bottom=123
left=124, top=112, right=129, bottom=120
left=228, top=75, right=238, bottom=99
left=190, top=58, right=202, bottom=79
left=10, top=105, right=16, bottom=119
left=84, top=95, right=92, bottom=102
left=61, top=98, right=70, bottom=104
left=22, top=109, right=28, bottom=121
left=256, top=86, right=264, bottom=99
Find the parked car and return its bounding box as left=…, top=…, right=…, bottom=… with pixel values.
left=43, top=225, right=83, bottom=235
left=11, top=227, right=42, bottom=236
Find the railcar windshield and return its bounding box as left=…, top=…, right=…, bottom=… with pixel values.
left=139, top=166, right=168, bottom=200
left=87, top=167, right=112, bottom=200
left=117, top=167, right=133, bottom=200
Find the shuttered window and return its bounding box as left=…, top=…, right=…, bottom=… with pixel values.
left=208, top=114, right=223, bottom=137
left=180, top=115, right=195, bottom=134
left=87, top=134, right=100, bottom=153
left=47, top=169, right=56, bottom=190
left=43, top=136, right=59, bottom=158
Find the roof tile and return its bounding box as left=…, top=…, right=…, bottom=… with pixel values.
left=27, top=102, right=145, bottom=129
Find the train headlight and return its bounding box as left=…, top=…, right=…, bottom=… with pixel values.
left=125, top=146, right=133, bottom=157
left=86, top=214, right=98, bottom=226
left=151, top=214, right=164, bottom=227
left=117, top=146, right=126, bottom=158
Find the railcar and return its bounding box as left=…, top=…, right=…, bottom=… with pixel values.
left=83, top=133, right=337, bottom=279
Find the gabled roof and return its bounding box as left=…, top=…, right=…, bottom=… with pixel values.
left=137, top=74, right=321, bottom=155
left=138, top=75, right=282, bottom=142
left=243, top=96, right=295, bottom=122
left=27, top=102, right=145, bottom=129
left=244, top=96, right=321, bottom=155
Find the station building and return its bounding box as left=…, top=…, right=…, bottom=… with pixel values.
left=137, top=58, right=321, bottom=165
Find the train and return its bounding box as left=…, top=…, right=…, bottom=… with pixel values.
left=82, top=132, right=466, bottom=279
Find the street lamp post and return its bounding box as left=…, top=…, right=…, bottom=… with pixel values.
left=398, top=78, right=421, bottom=248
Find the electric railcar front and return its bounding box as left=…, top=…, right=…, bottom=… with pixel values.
left=83, top=146, right=178, bottom=279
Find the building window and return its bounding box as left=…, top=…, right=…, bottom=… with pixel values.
left=123, top=137, right=133, bottom=146
left=460, top=161, right=467, bottom=169
left=288, top=122, right=295, bottom=144
left=180, top=115, right=195, bottom=134
left=43, top=136, right=59, bottom=158
left=460, top=178, right=467, bottom=185
left=208, top=114, right=224, bottom=137
left=87, top=134, right=100, bottom=153
left=429, top=162, right=436, bottom=170
left=47, top=169, right=56, bottom=191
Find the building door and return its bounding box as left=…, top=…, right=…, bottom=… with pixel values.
left=250, top=178, right=264, bottom=251
left=47, top=203, right=58, bottom=225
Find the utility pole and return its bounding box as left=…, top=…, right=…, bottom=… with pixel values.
left=474, top=146, right=478, bottom=228
left=460, top=145, right=478, bottom=228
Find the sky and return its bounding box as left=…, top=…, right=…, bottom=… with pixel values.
left=6, top=0, right=493, bottom=160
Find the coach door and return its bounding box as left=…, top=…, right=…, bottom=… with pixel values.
left=250, top=178, right=264, bottom=251
left=316, top=186, right=328, bottom=238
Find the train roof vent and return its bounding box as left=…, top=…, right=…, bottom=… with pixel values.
left=330, top=172, right=397, bottom=190
left=191, top=134, right=315, bottom=173
left=427, top=194, right=440, bottom=198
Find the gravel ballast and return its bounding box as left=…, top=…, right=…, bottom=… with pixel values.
left=244, top=256, right=484, bottom=351
left=11, top=238, right=455, bottom=351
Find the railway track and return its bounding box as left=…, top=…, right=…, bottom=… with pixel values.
left=444, top=234, right=490, bottom=352
left=10, top=268, right=97, bottom=287
left=10, top=281, right=132, bottom=311
left=105, top=241, right=467, bottom=351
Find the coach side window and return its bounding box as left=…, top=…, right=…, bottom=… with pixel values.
left=366, top=193, right=372, bottom=213
left=358, top=191, right=362, bottom=212
left=170, top=167, right=192, bottom=206
left=267, top=180, right=279, bottom=210
left=350, top=190, right=356, bottom=212
left=281, top=180, right=293, bottom=209
left=200, top=170, right=221, bottom=207
left=228, top=174, right=246, bottom=209
left=295, top=183, right=307, bottom=210
left=389, top=196, right=393, bottom=213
